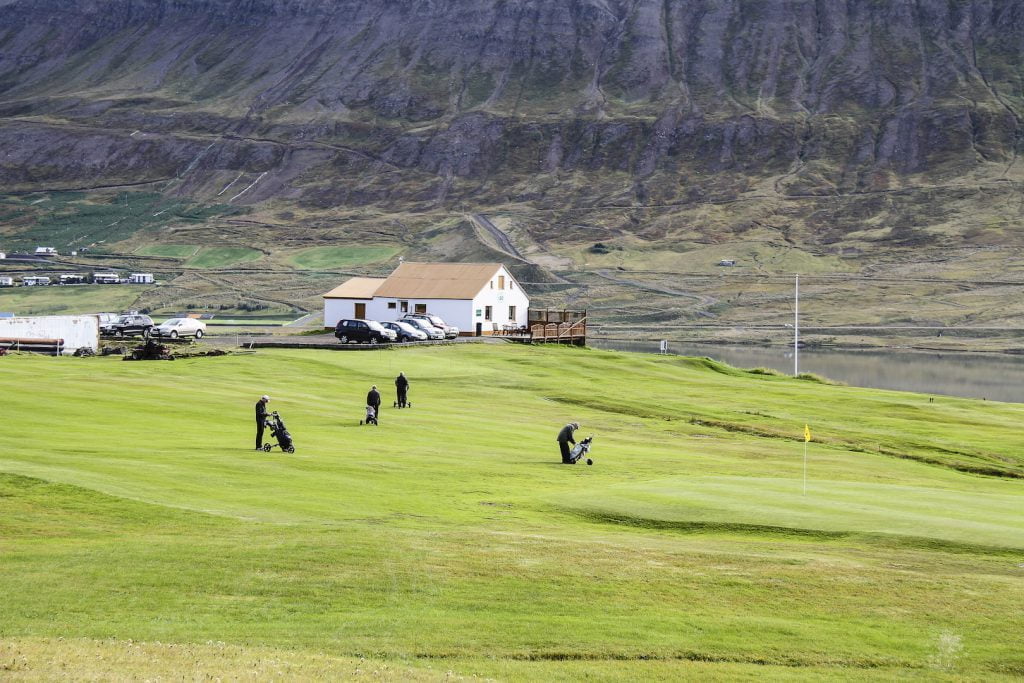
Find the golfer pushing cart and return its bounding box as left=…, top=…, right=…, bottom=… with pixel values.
left=254, top=395, right=295, bottom=453
left=557, top=422, right=594, bottom=465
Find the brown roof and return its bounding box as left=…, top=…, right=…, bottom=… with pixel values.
left=322, top=277, right=386, bottom=299
left=373, top=262, right=505, bottom=299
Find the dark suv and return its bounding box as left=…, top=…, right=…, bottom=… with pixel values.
left=334, top=319, right=397, bottom=344
left=101, top=313, right=155, bottom=338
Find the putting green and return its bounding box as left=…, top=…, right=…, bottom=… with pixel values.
left=561, top=475, right=1024, bottom=549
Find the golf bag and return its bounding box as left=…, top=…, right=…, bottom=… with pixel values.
left=263, top=411, right=295, bottom=453
left=360, top=405, right=378, bottom=426
left=393, top=389, right=411, bottom=408
left=568, top=436, right=594, bottom=465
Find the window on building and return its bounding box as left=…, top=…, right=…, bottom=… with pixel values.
left=484, top=306, right=492, bottom=321
left=510, top=281, right=514, bottom=290
left=489, top=280, right=494, bottom=289
left=498, top=275, right=505, bottom=289
left=400, top=300, right=408, bottom=313
left=387, top=301, right=396, bottom=309
left=415, top=303, right=427, bottom=314
left=508, top=306, right=516, bottom=320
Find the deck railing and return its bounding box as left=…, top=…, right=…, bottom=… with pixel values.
left=529, top=317, right=587, bottom=342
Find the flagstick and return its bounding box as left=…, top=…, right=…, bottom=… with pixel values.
left=802, top=440, right=808, bottom=495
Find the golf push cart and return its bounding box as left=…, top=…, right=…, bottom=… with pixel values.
left=262, top=411, right=295, bottom=453
left=568, top=436, right=594, bottom=465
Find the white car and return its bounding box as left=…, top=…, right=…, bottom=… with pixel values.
left=152, top=317, right=207, bottom=339
left=404, top=313, right=459, bottom=338
left=399, top=317, right=445, bottom=340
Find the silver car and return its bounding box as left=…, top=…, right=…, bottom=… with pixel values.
left=151, top=317, right=207, bottom=339
left=400, top=317, right=445, bottom=340
left=381, top=320, right=427, bottom=342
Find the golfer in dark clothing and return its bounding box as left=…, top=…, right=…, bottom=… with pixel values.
left=255, top=395, right=270, bottom=449
left=395, top=372, right=409, bottom=407
left=367, top=385, right=382, bottom=422
left=557, top=422, right=579, bottom=464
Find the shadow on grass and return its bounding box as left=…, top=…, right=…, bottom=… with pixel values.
left=564, top=508, right=1024, bottom=557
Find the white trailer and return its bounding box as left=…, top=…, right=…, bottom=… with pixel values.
left=0, top=315, right=100, bottom=354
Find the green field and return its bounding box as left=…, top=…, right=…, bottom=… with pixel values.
left=0, top=285, right=147, bottom=315
left=136, top=244, right=199, bottom=258
left=2, top=345, right=1023, bottom=680
left=186, top=247, right=264, bottom=268
left=288, top=245, right=400, bottom=270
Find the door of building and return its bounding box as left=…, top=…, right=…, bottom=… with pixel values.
left=355, top=303, right=366, bottom=318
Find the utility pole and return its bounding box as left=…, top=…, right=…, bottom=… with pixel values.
left=794, top=274, right=800, bottom=376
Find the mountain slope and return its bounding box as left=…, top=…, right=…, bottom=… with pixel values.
left=1, top=0, right=1024, bottom=335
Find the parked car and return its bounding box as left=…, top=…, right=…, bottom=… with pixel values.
left=399, top=317, right=445, bottom=340
left=151, top=317, right=207, bottom=340
left=403, top=313, right=459, bottom=338
left=100, top=313, right=154, bottom=338
left=381, top=320, right=427, bottom=343
left=94, top=312, right=119, bottom=326
left=335, top=319, right=397, bottom=344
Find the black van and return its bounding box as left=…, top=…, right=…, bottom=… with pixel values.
left=334, top=319, right=397, bottom=344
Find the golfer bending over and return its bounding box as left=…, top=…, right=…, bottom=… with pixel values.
left=557, top=422, right=579, bottom=464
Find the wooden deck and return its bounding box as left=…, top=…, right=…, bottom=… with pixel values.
left=492, top=309, right=587, bottom=345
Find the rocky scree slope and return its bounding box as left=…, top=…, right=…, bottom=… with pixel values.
left=0, top=0, right=1022, bottom=249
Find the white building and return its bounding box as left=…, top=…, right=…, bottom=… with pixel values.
left=323, top=262, right=530, bottom=335
left=129, top=273, right=154, bottom=284
left=22, top=276, right=51, bottom=286
left=93, top=272, right=120, bottom=284
left=0, top=276, right=13, bottom=286
left=35, top=246, right=57, bottom=255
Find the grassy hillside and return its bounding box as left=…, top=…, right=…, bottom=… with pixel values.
left=0, top=285, right=147, bottom=315
left=1, top=345, right=1023, bottom=680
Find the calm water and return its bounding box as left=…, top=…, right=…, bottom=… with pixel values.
left=589, top=339, right=1024, bottom=403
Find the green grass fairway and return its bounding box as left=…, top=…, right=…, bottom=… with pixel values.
left=186, top=246, right=263, bottom=268
left=0, top=285, right=147, bottom=315
left=2, top=345, right=1023, bottom=680
left=136, top=244, right=199, bottom=258
left=288, top=245, right=400, bottom=270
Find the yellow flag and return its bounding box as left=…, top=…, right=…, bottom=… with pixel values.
left=804, top=424, right=811, bottom=442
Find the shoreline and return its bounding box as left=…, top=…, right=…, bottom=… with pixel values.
left=588, top=333, right=1024, bottom=356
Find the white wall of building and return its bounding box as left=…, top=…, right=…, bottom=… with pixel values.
left=367, top=298, right=472, bottom=330
left=324, top=298, right=373, bottom=328
left=323, top=266, right=531, bottom=335
left=0, top=315, right=99, bottom=353
left=471, top=266, right=530, bottom=333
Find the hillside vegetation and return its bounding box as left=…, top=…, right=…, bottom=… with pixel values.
left=1, top=1, right=1024, bottom=335
left=1, top=345, right=1023, bottom=679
